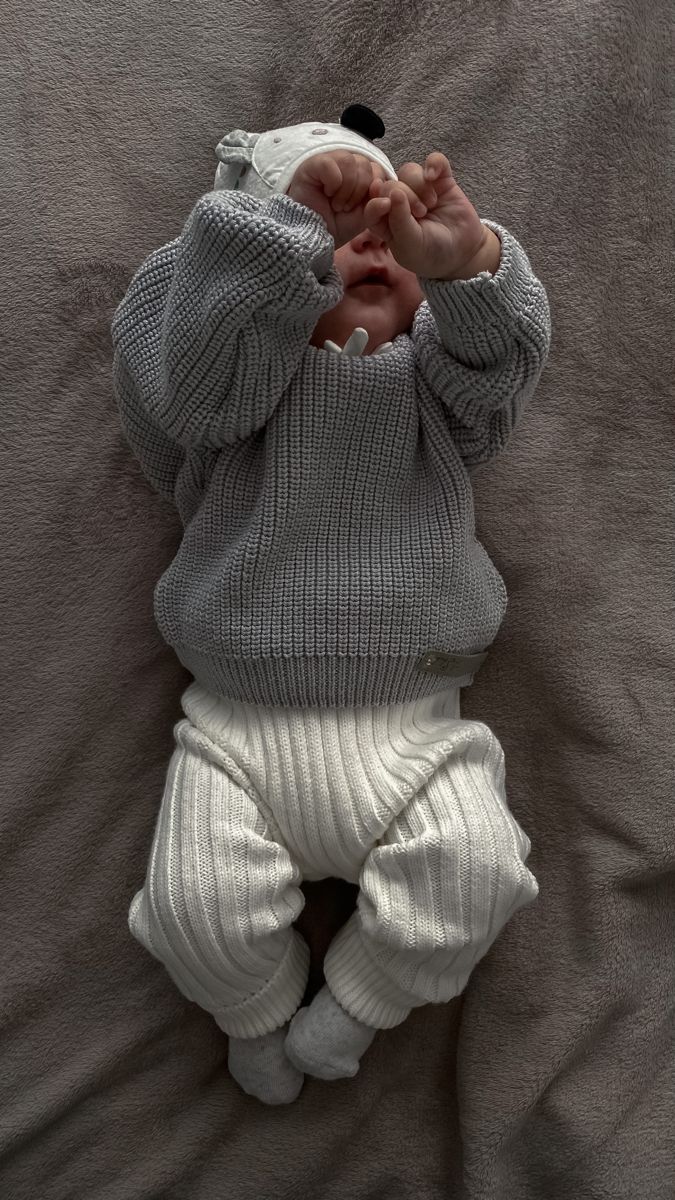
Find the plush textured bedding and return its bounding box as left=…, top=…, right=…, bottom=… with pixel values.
left=2, top=2, right=672, bottom=1197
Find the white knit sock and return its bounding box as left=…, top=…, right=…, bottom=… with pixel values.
left=227, top=1024, right=304, bottom=1105
left=284, top=984, right=377, bottom=1080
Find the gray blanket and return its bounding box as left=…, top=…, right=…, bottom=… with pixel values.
left=2, top=3, right=672, bottom=1197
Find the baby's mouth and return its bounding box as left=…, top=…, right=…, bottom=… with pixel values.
left=349, top=266, right=392, bottom=288
left=349, top=276, right=391, bottom=293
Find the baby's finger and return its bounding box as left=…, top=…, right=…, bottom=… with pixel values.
left=374, top=177, right=428, bottom=217
left=388, top=187, right=418, bottom=225
left=396, top=161, right=438, bottom=209
left=386, top=189, right=425, bottom=262
left=305, top=153, right=344, bottom=198
left=363, top=195, right=394, bottom=242
left=424, top=152, right=453, bottom=181
left=335, top=157, right=375, bottom=212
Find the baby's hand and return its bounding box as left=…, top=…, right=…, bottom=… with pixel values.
left=286, top=151, right=426, bottom=249
left=367, top=153, right=490, bottom=279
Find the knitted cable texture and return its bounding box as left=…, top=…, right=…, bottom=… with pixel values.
left=111, top=190, right=550, bottom=707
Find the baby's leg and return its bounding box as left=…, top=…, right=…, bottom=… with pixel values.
left=128, top=712, right=309, bottom=1104
left=292, top=719, right=538, bottom=1078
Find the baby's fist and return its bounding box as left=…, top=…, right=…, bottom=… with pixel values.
left=285, top=152, right=383, bottom=247
left=373, top=152, right=493, bottom=279
left=286, top=151, right=425, bottom=248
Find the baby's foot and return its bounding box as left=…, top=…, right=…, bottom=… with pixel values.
left=284, top=984, right=377, bottom=1080
left=227, top=1025, right=304, bottom=1105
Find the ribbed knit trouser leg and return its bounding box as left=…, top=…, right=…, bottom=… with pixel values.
left=323, top=719, right=539, bottom=1029
left=128, top=717, right=309, bottom=1039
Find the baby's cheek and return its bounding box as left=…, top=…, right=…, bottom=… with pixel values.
left=396, top=278, right=424, bottom=328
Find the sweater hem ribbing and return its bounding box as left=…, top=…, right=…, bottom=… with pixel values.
left=173, top=645, right=481, bottom=708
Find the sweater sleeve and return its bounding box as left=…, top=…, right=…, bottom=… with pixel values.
left=112, top=330, right=187, bottom=504
left=412, top=220, right=551, bottom=468
left=110, top=190, right=342, bottom=452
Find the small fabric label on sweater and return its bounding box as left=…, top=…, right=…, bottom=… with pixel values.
left=417, top=650, right=488, bottom=677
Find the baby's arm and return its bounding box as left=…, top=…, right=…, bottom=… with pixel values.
left=413, top=222, right=551, bottom=467
left=371, top=156, right=551, bottom=468
left=111, top=191, right=342, bottom=453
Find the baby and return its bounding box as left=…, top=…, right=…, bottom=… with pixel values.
left=111, top=108, right=551, bottom=1106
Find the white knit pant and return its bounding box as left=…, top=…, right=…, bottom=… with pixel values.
left=129, top=681, right=538, bottom=1039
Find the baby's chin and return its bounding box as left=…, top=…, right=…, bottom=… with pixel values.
left=310, top=288, right=403, bottom=352
left=340, top=290, right=398, bottom=333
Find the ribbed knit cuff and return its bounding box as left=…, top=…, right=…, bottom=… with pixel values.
left=212, top=930, right=310, bottom=1039
left=323, top=913, right=417, bottom=1030
left=418, top=219, right=535, bottom=333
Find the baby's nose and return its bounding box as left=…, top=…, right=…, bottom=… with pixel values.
left=353, top=227, right=388, bottom=249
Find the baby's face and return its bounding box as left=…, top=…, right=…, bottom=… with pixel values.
left=310, top=226, right=424, bottom=355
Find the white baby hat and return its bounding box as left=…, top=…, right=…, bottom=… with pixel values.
left=213, top=104, right=398, bottom=356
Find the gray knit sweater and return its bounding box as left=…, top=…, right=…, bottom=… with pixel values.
left=111, top=190, right=551, bottom=707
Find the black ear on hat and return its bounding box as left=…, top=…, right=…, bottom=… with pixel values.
left=340, top=104, right=386, bottom=143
